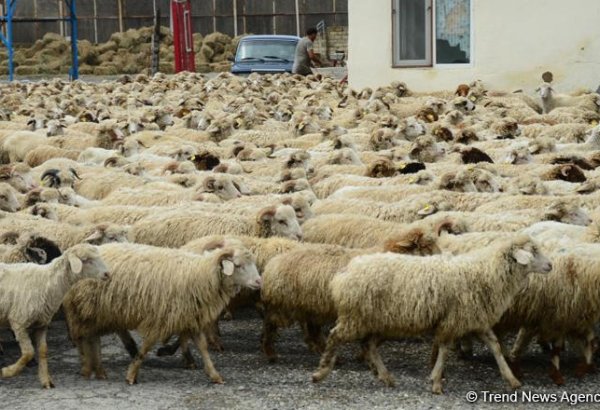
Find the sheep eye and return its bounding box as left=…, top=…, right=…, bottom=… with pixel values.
left=278, top=220, right=287, bottom=226
left=217, top=185, right=223, bottom=190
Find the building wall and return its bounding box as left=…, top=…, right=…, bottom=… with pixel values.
left=348, top=0, right=600, bottom=93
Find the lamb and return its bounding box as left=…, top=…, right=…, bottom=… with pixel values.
left=311, top=236, right=552, bottom=393
left=261, top=227, right=440, bottom=362
left=129, top=204, right=302, bottom=248
left=0, top=244, right=109, bottom=388
left=62, top=242, right=260, bottom=384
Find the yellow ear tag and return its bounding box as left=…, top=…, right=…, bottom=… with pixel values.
left=469, top=96, right=477, bottom=102
left=427, top=114, right=434, bottom=121
left=40, top=178, right=48, bottom=187
left=398, top=163, right=406, bottom=169
left=409, top=177, right=417, bottom=183
left=423, top=204, right=432, bottom=212
left=591, top=120, right=598, bottom=126
left=190, top=155, right=196, bottom=161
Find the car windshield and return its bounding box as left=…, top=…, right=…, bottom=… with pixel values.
left=237, top=40, right=297, bottom=62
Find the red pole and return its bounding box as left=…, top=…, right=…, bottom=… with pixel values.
left=171, top=0, right=196, bottom=73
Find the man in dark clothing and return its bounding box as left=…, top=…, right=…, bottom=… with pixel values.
left=292, top=28, right=321, bottom=75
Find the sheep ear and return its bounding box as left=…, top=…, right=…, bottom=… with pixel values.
left=68, top=253, right=83, bottom=274
left=221, top=260, right=235, bottom=276
left=512, top=249, right=533, bottom=266
left=203, top=177, right=216, bottom=192
left=259, top=206, right=276, bottom=222
left=417, top=204, right=436, bottom=216
left=84, top=230, right=104, bottom=243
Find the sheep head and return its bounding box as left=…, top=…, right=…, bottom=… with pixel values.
left=0, top=183, right=20, bottom=212
left=84, top=224, right=129, bottom=245
left=201, top=175, right=242, bottom=200
left=215, top=246, right=261, bottom=291
left=543, top=202, right=591, bottom=226
left=257, top=205, right=303, bottom=241
left=64, top=244, right=110, bottom=280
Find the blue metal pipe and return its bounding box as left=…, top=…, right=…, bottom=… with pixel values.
left=67, top=0, right=79, bottom=80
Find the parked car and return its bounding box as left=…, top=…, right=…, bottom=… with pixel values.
left=231, top=35, right=300, bottom=75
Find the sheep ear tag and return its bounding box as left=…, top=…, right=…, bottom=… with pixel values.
left=513, top=249, right=533, bottom=266
left=222, top=260, right=235, bottom=276
left=68, top=254, right=83, bottom=274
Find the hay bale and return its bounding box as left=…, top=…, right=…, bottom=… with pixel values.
left=78, top=40, right=99, bottom=65
left=158, top=62, right=174, bottom=74
left=42, top=32, right=63, bottom=45
left=15, top=65, right=40, bottom=75
left=96, top=40, right=118, bottom=54
left=98, top=50, right=117, bottom=64
left=79, top=64, right=94, bottom=75
left=94, top=64, right=118, bottom=76
left=200, top=44, right=215, bottom=61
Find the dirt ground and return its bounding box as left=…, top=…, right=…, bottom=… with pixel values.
left=2, top=309, right=600, bottom=410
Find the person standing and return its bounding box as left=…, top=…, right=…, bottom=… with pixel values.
left=292, top=28, right=321, bottom=76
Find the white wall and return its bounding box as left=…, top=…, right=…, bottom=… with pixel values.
left=348, top=0, right=600, bottom=93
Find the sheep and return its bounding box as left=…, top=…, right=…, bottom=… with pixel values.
left=1, top=130, right=48, bottom=163
left=130, top=204, right=302, bottom=248
left=537, top=83, right=600, bottom=114
left=311, top=236, right=552, bottom=393
left=0, top=232, right=61, bottom=264
left=521, top=220, right=600, bottom=250
left=490, top=248, right=597, bottom=382
left=0, top=183, right=20, bottom=212
left=0, top=216, right=128, bottom=250
left=101, top=174, right=242, bottom=205
left=261, top=227, right=440, bottom=362
left=62, top=242, right=260, bottom=384
left=0, top=244, right=109, bottom=388
left=0, top=164, right=36, bottom=193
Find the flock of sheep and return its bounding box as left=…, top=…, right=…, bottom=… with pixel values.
left=1, top=71, right=600, bottom=394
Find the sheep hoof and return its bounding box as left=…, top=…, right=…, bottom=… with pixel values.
left=379, top=374, right=396, bottom=388
left=210, top=375, right=224, bottom=384
left=509, top=379, right=522, bottom=390
left=266, top=354, right=279, bottom=364
left=431, top=383, right=443, bottom=394
left=42, top=380, right=55, bottom=389
left=574, top=362, right=595, bottom=379
left=549, top=367, right=564, bottom=386
left=126, top=376, right=137, bottom=385
left=311, top=370, right=327, bottom=383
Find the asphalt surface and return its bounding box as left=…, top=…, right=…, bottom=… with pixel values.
left=2, top=309, right=600, bottom=410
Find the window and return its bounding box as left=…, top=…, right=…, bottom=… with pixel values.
left=393, top=0, right=471, bottom=67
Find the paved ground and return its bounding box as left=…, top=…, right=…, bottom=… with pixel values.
left=2, top=309, right=600, bottom=410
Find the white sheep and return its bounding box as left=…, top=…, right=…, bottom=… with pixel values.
left=312, top=236, right=552, bottom=393
left=0, top=244, right=109, bottom=388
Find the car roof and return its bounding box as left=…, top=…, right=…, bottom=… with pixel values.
left=240, top=35, right=300, bottom=42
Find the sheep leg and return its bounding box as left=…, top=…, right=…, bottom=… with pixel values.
left=156, top=336, right=180, bottom=357
left=479, top=329, right=522, bottom=390
left=193, top=332, right=223, bottom=384
left=91, top=336, right=107, bottom=379
left=206, top=320, right=224, bottom=352
left=430, top=342, right=449, bottom=394
left=117, top=330, right=139, bottom=358
left=261, top=315, right=279, bottom=363
left=575, top=330, right=596, bottom=378
left=507, top=327, right=534, bottom=379
left=79, top=338, right=95, bottom=379
left=549, top=338, right=565, bottom=385
left=365, top=336, right=395, bottom=387
left=430, top=342, right=439, bottom=369
left=312, top=325, right=347, bottom=383
left=1, top=324, right=35, bottom=379
left=302, top=321, right=325, bottom=354
left=33, top=327, right=54, bottom=389
left=125, top=336, right=158, bottom=385
left=179, top=335, right=197, bottom=369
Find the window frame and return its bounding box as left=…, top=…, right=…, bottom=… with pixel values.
left=392, top=0, right=474, bottom=69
